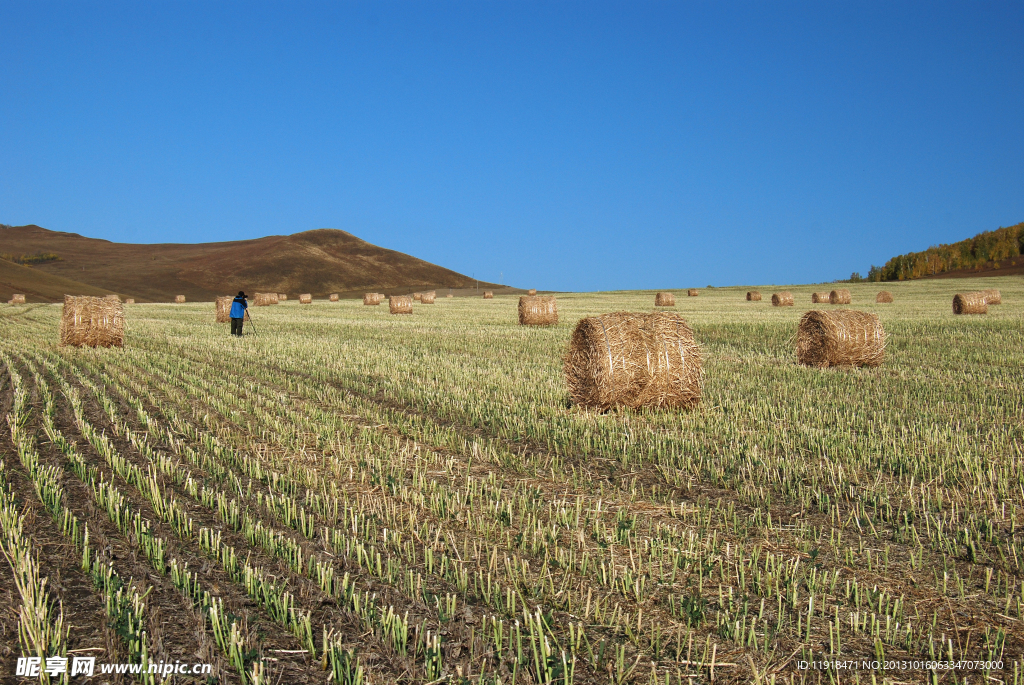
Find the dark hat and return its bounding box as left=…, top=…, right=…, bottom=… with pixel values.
left=238, top=291, right=246, bottom=297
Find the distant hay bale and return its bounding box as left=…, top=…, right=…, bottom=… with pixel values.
left=797, top=309, right=885, bottom=368
left=299, top=293, right=312, bottom=305
left=124, top=298, right=135, bottom=305
left=278, top=294, right=287, bottom=301
left=953, top=292, right=987, bottom=315
left=811, top=292, right=830, bottom=303
left=175, top=295, right=186, bottom=303
left=420, top=291, right=436, bottom=304
left=329, top=293, right=339, bottom=302
left=771, top=292, right=794, bottom=307
left=983, top=289, right=1002, bottom=305
left=9, top=294, right=25, bottom=304
left=519, top=296, right=558, bottom=325
left=363, top=293, right=382, bottom=305
left=528, top=289, right=537, bottom=295
left=876, top=291, right=894, bottom=303
left=483, top=291, right=493, bottom=299
left=389, top=295, right=413, bottom=314
left=254, top=292, right=277, bottom=306
left=655, top=292, right=675, bottom=307
left=687, top=289, right=699, bottom=297
left=447, top=293, right=453, bottom=298
left=564, top=312, right=702, bottom=410
left=829, top=289, right=851, bottom=305
left=59, top=295, right=124, bottom=348
left=215, top=296, right=232, bottom=323
left=746, top=291, right=761, bottom=301
left=413, top=292, right=422, bottom=302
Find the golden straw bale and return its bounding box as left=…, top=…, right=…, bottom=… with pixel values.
left=771, top=292, right=794, bottom=306
left=447, top=293, right=453, bottom=298
left=519, top=296, right=558, bottom=325
left=421, top=291, right=436, bottom=304
left=483, top=291, right=493, bottom=299
left=124, top=299, right=135, bottom=304
left=746, top=291, right=761, bottom=301
left=797, top=310, right=885, bottom=368
left=983, top=289, right=1001, bottom=305
left=655, top=292, right=675, bottom=307
left=564, top=312, right=702, bottom=410
left=811, top=292, right=830, bottom=303
left=278, top=294, right=287, bottom=301
left=215, top=296, right=232, bottom=323
left=363, top=293, right=382, bottom=305
left=953, top=292, right=987, bottom=315
left=389, top=295, right=413, bottom=314
left=413, top=292, right=422, bottom=302
left=9, top=294, right=26, bottom=304
left=59, top=295, right=124, bottom=348
left=687, top=289, right=699, bottom=297
left=174, top=295, right=186, bottom=303
left=829, top=289, right=851, bottom=304
left=528, top=289, right=537, bottom=295
left=299, top=294, right=312, bottom=304
left=253, top=292, right=275, bottom=306
left=329, top=293, right=339, bottom=302
left=876, top=291, right=893, bottom=303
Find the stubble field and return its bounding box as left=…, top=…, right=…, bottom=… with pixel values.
left=0, top=277, right=1022, bottom=684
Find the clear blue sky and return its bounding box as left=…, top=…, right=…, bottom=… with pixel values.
left=2, top=2, right=1022, bottom=291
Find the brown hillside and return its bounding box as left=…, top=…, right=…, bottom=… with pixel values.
left=0, top=225, right=495, bottom=302
left=0, top=258, right=118, bottom=303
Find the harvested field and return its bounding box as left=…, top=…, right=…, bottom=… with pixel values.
left=1, top=276, right=1022, bottom=685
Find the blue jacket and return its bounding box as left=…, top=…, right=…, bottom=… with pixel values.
left=230, top=296, right=247, bottom=319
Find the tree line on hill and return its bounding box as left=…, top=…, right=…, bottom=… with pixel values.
left=859, top=222, right=1024, bottom=282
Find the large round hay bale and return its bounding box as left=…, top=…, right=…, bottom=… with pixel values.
left=953, top=292, right=987, bottom=315
left=363, top=293, right=381, bottom=305
left=10, top=294, right=26, bottom=304
left=125, top=298, right=135, bottom=305
left=771, top=292, right=794, bottom=307
left=655, top=292, right=675, bottom=307
left=278, top=293, right=288, bottom=301
left=421, top=291, right=436, bottom=304
left=299, top=293, right=312, bottom=305
left=519, top=296, right=558, bottom=325
left=329, top=293, right=339, bottom=302
left=687, top=289, right=699, bottom=297
left=564, top=312, right=702, bottom=410
left=175, top=295, right=186, bottom=303
left=215, top=296, right=232, bottom=323
left=829, top=289, right=851, bottom=305
left=389, top=295, right=413, bottom=314
left=811, top=292, right=830, bottom=304
left=797, top=310, right=885, bottom=368
left=483, top=291, right=494, bottom=299
left=876, top=291, right=893, bottom=303
left=983, top=289, right=1002, bottom=305
left=746, top=291, right=761, bottom=301
left=59, top=295, right=124, bottom=348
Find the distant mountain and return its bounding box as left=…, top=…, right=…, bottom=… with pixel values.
left=0, top=225, right=498, bottom=302
left=867, top=222, right=1024, bottom=281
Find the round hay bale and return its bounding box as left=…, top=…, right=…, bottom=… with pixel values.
left=528, top=289, right=537, bottom=295
left=876, top=291, right=893, bottom=303
left=59, top=295, right=124, bottom=348
left=413, top=292, right=423, bottom=302
left=421, top=291, right=436, bottom=304
left=771, top=292, right=794, bottom=307
left=124, top=298, right=135, bottom=305
left=829, top=289, right=851, bottom=305
left=797, top=309, right=885, bottom=368
left=215, top=296, right=233, bottom=323
left=483, top=291, right=494, bottom=299
left=329, top=293, right=339, bottom=302
left=746, top=291, right=761, bottom=301
left=363, top=293, right=381, bottom=305
left=953, top=292, right=987, bottom=315
left=519, top=296, right=558, bottom=325
left=9, top=294, right=26, bottom=304
left=811, top=292, right=830, bottom=304
left=389, top=295, right=413, bottom=314
left=983, top=289, right=1001, bottom=305
left=447, top=293, right=453, bottom=298
left=175, top=295, right=186, bottom=303
left=564, top=312, right=702, bottom=410
left=299, top=293, right=312, bottom=305
left=253, top=292, right=275, bottom=306
left=687, top=289, right=699, bottom=297
left=278, top=293, right=288, bottom=301
left=655, top=292, right=675, bottom=307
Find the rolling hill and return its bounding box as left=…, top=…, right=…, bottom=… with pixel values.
left=0, top=225, right=499, bottom=302
left=866, top=221, right=1024, bottom=281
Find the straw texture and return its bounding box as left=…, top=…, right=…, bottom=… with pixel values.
left=746, top=291, right=761, bottom=302
left=771, top=292, right=794, bottom=307
left=983, top=289, right=1002, bottom=305
left=389, top=295, right=413, bottom=314
left=299, top=294, right=312, bottom=304
left=797, top=309, right=885, bottom=368
left=655, top=292, right=676, bottom=307
left=829, top=289, right=852, bottom=305
left=564, top=312, right=702, bottom=410
left=174, top=295, right=186, bottom=303
left=812, top=292, right=830, bottom=304
left=59, top=295, right=125, bottom=348
left=215, top=296, right=232, bottom=323
left=876, top=291, right=893, bottom=303
left=518, top=296, right=558, bottom=325
left=483, top=291, right=493, bottom=299
left=953, top=292, right=987, bottom=315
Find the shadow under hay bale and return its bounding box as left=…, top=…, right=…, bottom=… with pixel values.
left=9, top=294, right=25, bottom=304
left=421, top=291, right=436, bottom=304
left=984, top=289, right=1002, bottom=305
left=797, top=309, right=885, bottom=368
left=175, top=295, right=186, bottom=303
left=687, top=289, right=699, bottom=297
left=390, top=295, right=413, bottom=314
left=812, top=292, right=830, bottom=304
left=772, top=292, right=794, bottom=307
left=564, top=312, right=702, bottom=410
left=655, top=292, right=675, bottom=307
left=519, top=296, right=558, bottom=325
left=876, top=291, right=893, bottom=303
left=953, top=292, right=987, bottom=315
left=329, top=293, right=339, bottom=302
left=59, top=295, right=124, bottom=348
left=363, top=293, right=382, bottom=305
left=215, top=296, right=232, bottom=323
left=254, top=292, right=277, bottom=306
left=829, top=289, right=851, bottom=305
left=299, top=294, right=312, bottom=305
left=483, top=291, right=493, bottom=299
left=746, top=291, right=761, bottom=301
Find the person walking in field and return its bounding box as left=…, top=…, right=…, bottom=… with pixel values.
left=230, top=291, right=248, bottom=336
